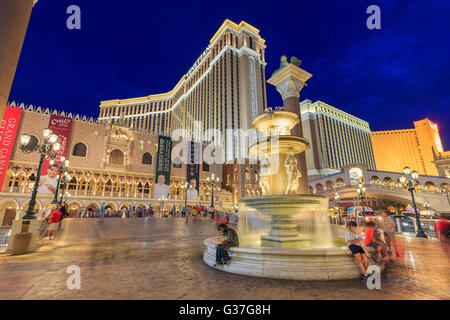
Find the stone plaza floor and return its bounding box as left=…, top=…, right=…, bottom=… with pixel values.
left=0, top=218, right=449, bottom=300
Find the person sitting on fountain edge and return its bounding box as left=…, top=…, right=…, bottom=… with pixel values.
left=345, top=221, right=370, bottom=279
left=214, top=224, right=239, bottom=266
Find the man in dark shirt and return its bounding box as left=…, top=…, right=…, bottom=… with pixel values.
left=214, top=224, right=239, bottom=266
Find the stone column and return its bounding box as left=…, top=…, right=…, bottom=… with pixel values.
left=267, top=61, right=313, bottom=194
left=0, top=0, right=37, bottom=123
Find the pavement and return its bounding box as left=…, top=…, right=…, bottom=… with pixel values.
left=0, top=217, right=449, bottom=300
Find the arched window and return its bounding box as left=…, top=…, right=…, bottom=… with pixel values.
left=68, top=176, right=77, bottom=190
left=109, top=149, right=124, bottom=165
left=72, top=143, right=87, bottom=157
left=23, top=135, right=38, bottom=152
left=142, top=152, right=152, bottom=165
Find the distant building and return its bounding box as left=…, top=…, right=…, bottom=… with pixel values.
left=300, top=99, right=376, bottom=179
left=0, top=104, right=232, bottom=225
left=433, top=151, right=450, bottom=179
left=371, top=118, right=447, bottom=177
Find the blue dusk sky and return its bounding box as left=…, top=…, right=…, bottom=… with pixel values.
left=9, top=0, right=450, bottom=149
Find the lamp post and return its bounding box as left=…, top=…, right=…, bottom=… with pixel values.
left=63, top=191, right=71, bottom=203
left=424, top=201, right=430, bottom=212
left=20, top=129, right=60, bottom=219
left=335, top=192, right=341, bottom=224
left=357, top=183, right=366, bottom=216
left=443, top=185, right=450, bottom=206
left=58, top=173, right=71, bottom=204
left=159, top=196, right=167, bottom=218
left=206, top=173, right=221, bottom=209
left=51, top=157, right=70, bottom=204
left=399, top=166, right=427, bottom=238
left=181, top=182, right=189, bottom=212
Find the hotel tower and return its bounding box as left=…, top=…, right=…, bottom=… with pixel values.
left=98, top=20, right=267, bottom=161
left=300, top=99, right=376, bottom=178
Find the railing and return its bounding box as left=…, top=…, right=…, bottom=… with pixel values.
left=317, top=184, right=445, bottom=198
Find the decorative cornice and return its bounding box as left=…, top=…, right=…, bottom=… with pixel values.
left=267, top=63, right=313, bottom=101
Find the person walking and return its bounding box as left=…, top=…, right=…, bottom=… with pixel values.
left=434, top=214, right=450, bottom=257
left=46, top=207, right=62, bottom=240
left=379, top=211, right=400, bottom=259
left=100, top=202, right=105, bottom=218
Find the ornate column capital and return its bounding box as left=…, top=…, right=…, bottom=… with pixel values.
left=267, top=63, right=313, bottom=101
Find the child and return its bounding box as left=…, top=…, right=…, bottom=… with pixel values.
left=345, top=221, right=370, bottom=279
left=363, top=221, right=391, bottom=263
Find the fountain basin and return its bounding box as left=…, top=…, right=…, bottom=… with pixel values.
left=241, top=195, right=329, bottom=243
left=203, top=237, right=371, bottom=280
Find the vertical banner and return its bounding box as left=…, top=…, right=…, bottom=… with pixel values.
left=153, top=135, right=172, bottom=198
left=0, top=106, right=23, bottom=191
left=186, top=141, right=200, bottom=201
left=38, top=115, right=73, bottom=195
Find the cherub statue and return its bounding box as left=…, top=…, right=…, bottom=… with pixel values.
left=259, top=156, right=271, bottom=195
left=284, top=150, right=301, bottom=195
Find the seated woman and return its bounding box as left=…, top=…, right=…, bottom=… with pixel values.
left=214, top=224, right=239, bottom=266
left=345, top=221, right=370, bottom=279
left=362, top=221, right=391, bottom=264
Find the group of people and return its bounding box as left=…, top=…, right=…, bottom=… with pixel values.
left=345, top=210, right=400, bottom=279
left=77, top=204, right=156, bottom=219
left=75, top=203, right=225, bottom=221
left=181, top=205, right=216, bottom=221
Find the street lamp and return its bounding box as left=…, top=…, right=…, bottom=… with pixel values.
left=181, top=182, right=189, bottom=212
left=63, top=191, right=71, bottom=203
left=159, top=196, right=167, bottom=218
left=356, top=183, right=367, bottom=216
left=399, top=167, right=427, bottom=238
left=424, top=201, right=430, bottom=212
left=206, top=173, right=221, bottom=209
left=51, top=157, right=70, bottom=204
left=233, top=204, right=238, bottom=213
left=20, top=128, right=60, bottom=219
left=443, top=185, right=450, bottom=206
left=58, top=173, right=71, bottom=204
left=335, top=192, right=341, bottom=224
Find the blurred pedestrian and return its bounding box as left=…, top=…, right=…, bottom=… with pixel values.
left=380, top=211, right=400, bottom=259
left=45, top=207, right=62, bottom=240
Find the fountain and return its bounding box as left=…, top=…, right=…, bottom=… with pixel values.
left=203, top=57, right=382, bottom=280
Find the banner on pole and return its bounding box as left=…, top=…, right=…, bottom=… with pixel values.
left=186, top=141, right=200, bottom=201
left=0, top=106, right=23, bottom=191
left=38, top=115, right=73, bottom=195
left=153, top=135, right=172, bottom=199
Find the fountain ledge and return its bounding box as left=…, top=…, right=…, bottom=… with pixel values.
left=203, top=237, right=385, bottom=280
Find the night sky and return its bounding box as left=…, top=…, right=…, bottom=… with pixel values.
left=9, top=0, right=450, bottom=149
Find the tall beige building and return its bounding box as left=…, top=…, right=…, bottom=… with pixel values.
left=300, top=99, right=376, bottom=178
left=98, top=19, right=267, bottom=161
left=371, top=118, right=446, bottom=176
